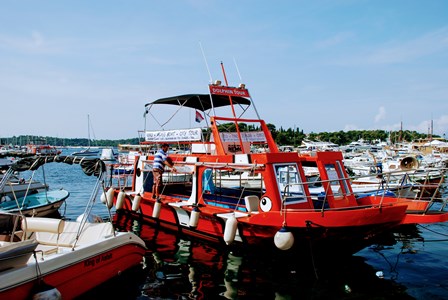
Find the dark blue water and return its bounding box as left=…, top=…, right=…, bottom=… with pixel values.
left=22, top=150, right=448, bottom=299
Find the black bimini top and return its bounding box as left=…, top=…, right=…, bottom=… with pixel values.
left=145, top=94, right=251, bottom=112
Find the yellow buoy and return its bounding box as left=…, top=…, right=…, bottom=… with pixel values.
left=189, top=206, right=200, bottom=228
left=274, top=226, right=294, bottom=250
left=152, top=199, right=162, bottom=218
left=223, top=215, right=238, bottom=245
left=116, top=191, right=126, bottom=210
left=132, top=194, right=141, bottom=211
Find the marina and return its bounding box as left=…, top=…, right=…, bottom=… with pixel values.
left=3, top=74, right=447, bottom=298
left=1, top=79, right=448, bottom=298
left=1, top=65, right=448, bottom=298
left=2, top=1, right=448, bottom=299
left=1, top=141, right=447, bottom=299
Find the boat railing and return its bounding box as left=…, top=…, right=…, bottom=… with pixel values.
left=0, top=212, right=23, bottom=242
left=281, top=166, right=447, bottom=212
left=107, top=162, right=135, bottom=189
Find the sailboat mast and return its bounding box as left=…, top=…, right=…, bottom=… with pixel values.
left=87, top=114, right=91, bottom=148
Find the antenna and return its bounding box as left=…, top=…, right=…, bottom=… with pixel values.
left=232, top=57, right=261, bottom=119
left=199, top=42, right=213, bottom=83
left=233, top=56, right=243, bottom=82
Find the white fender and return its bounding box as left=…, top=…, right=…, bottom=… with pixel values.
left=132, top=194, right=141, bottom=211
left=105, top=188, right=115, bottom=209
left=76, top=213, right=103, bottom=223
left=116, top=191, right=126, bottom=210
left=189, top=206, right=200, bottom=228
left=223, top=215, right=238, bottom=245
left=32, top=287, right=62, bottom=300
left=274, top=226, right=294, bottom=250
left=152, top=200, right=162, bottom=219
left=100, top=192, right=107, bottom=204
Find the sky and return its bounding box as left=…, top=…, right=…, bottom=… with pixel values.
left=1, top=0, right=448, bottom=140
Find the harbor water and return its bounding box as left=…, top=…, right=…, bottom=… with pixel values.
left=22, top=149, right=448, bottom=300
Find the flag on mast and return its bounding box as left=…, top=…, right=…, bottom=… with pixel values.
left=195, top=110, right=204, bottom=123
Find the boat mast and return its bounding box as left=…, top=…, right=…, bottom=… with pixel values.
left=87, top=114, right=91, bottom=149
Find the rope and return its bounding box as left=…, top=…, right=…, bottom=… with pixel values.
left=417, top=224, right=448, bottom=237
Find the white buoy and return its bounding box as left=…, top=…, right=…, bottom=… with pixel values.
left=100, top=192, right=107, bottom=204
left=76, top=213, right=93, bottom=223
left=152, top=199, right=162, bottom=218
left=189, top=206, right=200, bottom=228
left=132, top=194, right=141, bottom=211
left=116, top=191, right=126, bottom=210
left=105, top=188, right=115, bottom=209
left=32, top=287, right=62, bottom=300
left=223, top=215, right=238, bottom=245
left=115, top=191, right=126, bottom=209
left=274, top=226, right=294, bottom=250
left=76, top=213, right=102, bottom=223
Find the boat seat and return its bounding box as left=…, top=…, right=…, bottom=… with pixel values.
left=21, top=217, right=65, bottom=254
left=169, top=201, right=192, bottom=207
left=25, top=220, right=114, bottom=248
left=42, top=221, right=114, bottom=247
left=216, top=211, right=249, bottom=220
left=244, top=195, right=259, bottom=213
left=21, top=217, right=65, bottom=240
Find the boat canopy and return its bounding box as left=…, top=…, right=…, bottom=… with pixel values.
left=145, top=94, right=251, bottom=112
left=10, top=155, right=106, bottom=177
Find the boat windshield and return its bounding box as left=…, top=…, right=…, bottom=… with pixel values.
left=274, top=163, right=307, bottom=204
left=324, top=162, right=350, bottom=197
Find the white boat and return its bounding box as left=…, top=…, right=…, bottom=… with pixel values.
left=0, top=189, right=69, bottom=217
left=0, top=174, right=48, bottom=200
left=100, top=148, right=118, bottom=161
left=72, top=148, right=99, bottom=156
left=0, top=159, right=68, bottom=217
left=0, top=213, right=146, bottom=299
left=0, top=155, right=147, bottom=299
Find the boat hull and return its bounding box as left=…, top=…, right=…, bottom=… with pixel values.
left=0, top=233, right=146, bottom=299
left=0, top=189, right=69, bottom=217
left=114, top=192, right=407, bottom=253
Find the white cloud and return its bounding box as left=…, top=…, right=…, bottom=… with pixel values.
left=374, top=106, right=386, bottom=123
left=31, top=31, right=44, bottom=47
left=333, top=26, right=448, bottom=66
left=366, top=27, right=448, bottom=64
left=376, top=115, right=448, bottom=137
left=315, top=32, right=355, bottom=49
left=343, top=124, right=360, bottom=131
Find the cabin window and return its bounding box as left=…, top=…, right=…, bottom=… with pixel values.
left=324, top=163, right=348, bottom=197
left=274, top=163, right=307, bottom=204
left=335, top=161, right=350, bottom=194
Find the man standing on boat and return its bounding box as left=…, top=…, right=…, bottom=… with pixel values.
left=152, top=143, right=176, bottom=199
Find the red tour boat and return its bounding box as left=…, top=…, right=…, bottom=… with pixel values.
left=108, top=63, right=446, bottom=253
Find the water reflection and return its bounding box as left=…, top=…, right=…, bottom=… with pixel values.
left=359, top=223, right=448, bottom=299
left=108, top=212, right=415, bottom=300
